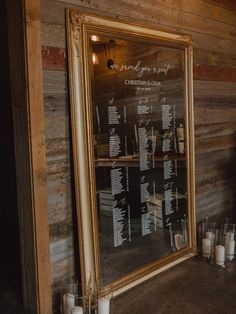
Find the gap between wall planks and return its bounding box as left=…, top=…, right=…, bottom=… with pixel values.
left=6, top=0, right=52, bottom=313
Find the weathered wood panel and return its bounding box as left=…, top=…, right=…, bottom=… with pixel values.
left=42, top=0, right=236, bottom=26
left=206, top=0, right=236, bottom=11
left=50, top=238, right=76, bottom=313
left=195, top=122, right=236, bottom=139
left=49, top=0, right=236, bottom=41
left=47, top=178, right=72, bottom=224
left=194, top=48, right=236, bottom=67
left=41, top=18, right=236, bottom=55
left=42, top=46, right=66, bottom=71
left=193, top=81, right=236, bottom=97
left=41, top=23, right=66, bottom=48
left=43, top=70, right=67, bottom=94
left=40, top=0, right=236, bottom=312
left=41, top=46, right=236, bottom=83
left=49, top=220, right=74, bottom=241
left=44, top=94, right=69, bottom=140
left=195, top=104, right=236, bottom=125
left=193, top=64, right=236, bottom=82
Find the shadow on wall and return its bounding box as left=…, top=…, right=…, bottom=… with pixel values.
left=0, top=0, right=24, bottom=313
left=0, top=288, right=26, bottom=314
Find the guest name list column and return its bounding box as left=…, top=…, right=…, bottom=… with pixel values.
left=162, top=102, right=178, bottom=217
left=108, top=99, right=131, bottom=247
left=137, top=100, right=153, bottom=237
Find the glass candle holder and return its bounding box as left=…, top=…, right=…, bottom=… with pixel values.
left=95, top=279, right=113, bottom=314
left=198, top=222, right=216, bottom=260
left=221, top=223, right=235, bottom=261
left=61, top=281, right=87, bottom=314
left=171, top=219, right=188, bottom=251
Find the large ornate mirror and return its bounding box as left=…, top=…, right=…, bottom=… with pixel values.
left=66, top=10, right=196, bottom=296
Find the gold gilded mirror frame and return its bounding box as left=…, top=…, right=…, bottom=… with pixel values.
left=66, top=9, right=196, bottom=298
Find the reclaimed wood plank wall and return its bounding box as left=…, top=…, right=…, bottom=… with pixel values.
left=40, top=0, right=236, bottom=311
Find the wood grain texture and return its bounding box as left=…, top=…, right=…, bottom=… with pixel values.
left=41, top=46, right=236, bottom=83
left=41, top=1, right=236, bottom=53
left=53, top=0, right=236, bottom=35
left=156, top=0, right=236, bottom=25
left=42, top=22, right=66, bottom=48
left=206, top=0, right=236, bottom=11
left=42, top=0, right=236, bottom=26
left=39, top=0, right=236, bottom=311
left=23, top=0, right=52, bottom=313
left=193, top=81, right=236, bottom=97
left=193, top=64, right=236, bottom=82
left=194, top=48, right=236, bottom=67
left=44, top=94, right=69, bottom=139
left=43, top=70, right=67, bottom=94
left=42, top=46, right=66, bottom=71
left=47, top=177, right=73, bottom=225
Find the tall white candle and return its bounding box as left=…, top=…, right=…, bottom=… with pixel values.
left=215, top=245, right=225, bottom=266
left=226, top=240, right=235, bottom=261
left=202, top=238, right=211, bottom=258
left=71, top=306, right=83, bottom=314
left=98, top=297, right=110, bottom=314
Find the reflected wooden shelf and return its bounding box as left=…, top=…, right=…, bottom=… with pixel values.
left=95, top=153, right=186, bottom=167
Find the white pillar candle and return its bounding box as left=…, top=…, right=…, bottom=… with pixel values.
left=215, top=245, right=225, bottom=266
left=71, top=306, right=83, bottom=314
left=226, top=240, right=235, bottom=261
left=202, top=238, right=211, bottom=258
left=98, top=297, right=110, bottom=314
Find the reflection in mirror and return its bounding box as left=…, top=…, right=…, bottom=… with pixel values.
left=89, top=34, right=189, bottom=285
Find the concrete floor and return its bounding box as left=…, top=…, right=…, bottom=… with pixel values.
left=113, top=257, right=236, bottom=314
left=1, top=257, right=236, bottom=313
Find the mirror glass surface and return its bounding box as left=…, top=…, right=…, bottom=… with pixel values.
left=89, top=33, right=188, bottom=284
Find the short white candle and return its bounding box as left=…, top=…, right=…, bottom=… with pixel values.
left=215, top=245, right=225, bottom=265
left=226, top=240, right=235, bottom=261
left=202, top=238, right=211, bottom=258
left=98, top=296, right=110, bottom=314
left=71, top=306, right=83, bottom=314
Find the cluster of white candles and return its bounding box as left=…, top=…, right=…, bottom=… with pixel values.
left=201, top=225, right=235, bottom=266
left=63, top=291, right=110, bottom=314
